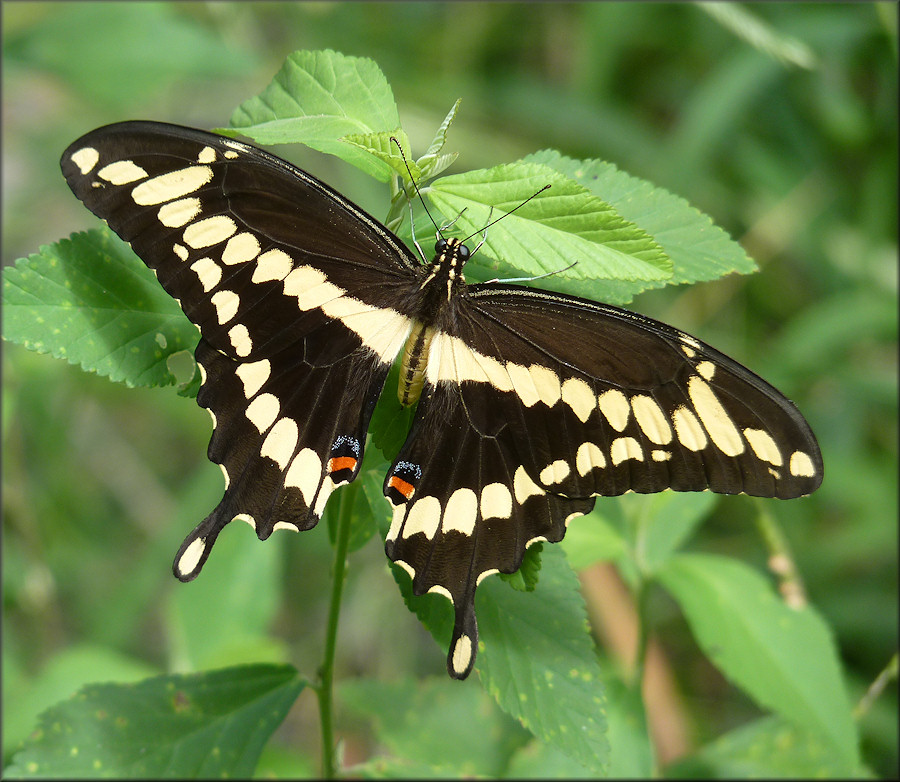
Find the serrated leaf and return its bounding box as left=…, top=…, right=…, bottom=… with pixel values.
left=428, top=162, right=672, bottom=283
left=422, top=99, right=461, bottom=159
left=657, top=553, right=859, bottom=770
left=2, top=229, right=197, bottom=389
left=499, top=542, right=542, bottom=592
left=416, top=99, right=462, bottom=178
left=226, top=49, right=401, bottom=181
left=478, top=548, right=608, bottom=772
left=339, top=677, right=518, bottom=777
left=393, top=546, right=608, bottom=773
left=527, top=149, right=756, bottom=303
left=343, top=129, right=418, bottom=181
left=5, top=665, right=304, bottom=779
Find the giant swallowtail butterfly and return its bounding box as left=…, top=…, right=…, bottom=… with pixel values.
left=61, top=121, right=822, bottom=679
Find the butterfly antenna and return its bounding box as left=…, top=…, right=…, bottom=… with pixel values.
left=391, top=137, right=443, bottom=253
left=461, top=183, right=552, bottom=247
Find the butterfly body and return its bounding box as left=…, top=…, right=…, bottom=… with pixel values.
left=61, top=121, right=822, bottom=679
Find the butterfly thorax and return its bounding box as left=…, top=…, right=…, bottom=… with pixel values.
left=397, top=237, right=469, bottom=406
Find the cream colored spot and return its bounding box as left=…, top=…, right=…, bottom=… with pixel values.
left=481, top=483, right=512, bottom=520
left=386, top=503, right=406, bottom=543
left=211, top=290, right=240, bottom=324
left=651, top=450, right=672, bottom=462
left=273, top=521, right=300, bottom=532
left=183, top=215, right=237, bottom=249
left=173, top=243, right=189, bottom=261
left=789, top=451, right=816, bottom=478
left=235, top=359, right=271, bottom=398
left=245, top=392, right=279, bottom=433
left=158, top=197, right=201, bottom=228
left=696, top=361, right=716, bottom=381
left=576, top=442, right=606, bottom=475
left=252, top=248, right=293, bottom=282
left=228, top=324, right=252, bottom=356
left=403, top=496, right=442, bottom=539
left=530, top=364, right=562, bottom=407
left=190, top=257, right=222, bottom=293
left=744, top=428, right=783, bottom=466
left=506, top=363, right=540, bottom=407
left=769, top=467, right=781, bottom=479
left=611, top=436, right=643, bottom=465
left=224, top=150, right=239, bottom=160
left=526, top=535, right=548, bottom=548
left=197, top=146, right=216, bottom=163
left=219, top=463, right=230, bottom=489
left=681, top=345, right=696, bottom=358
left=688, top=376, right=744, bottom=456
left=176, top=538, right=206, bottom=577
left=631, top=395, right=673, bottom=445
left=673, top=406, right=707, bottom=451
left=322, top=296, right=412, bottom=363
left=132, top=165, right=213, bottom=206
left=513, top=466, right=543, bottom=503
left=539, top=460, right=571, bottom=485
left=222, top=232, right=261, bottom=265
left=260, top=417, right=299, bottom=469
left=71, top=147, right=99, bottom=174
left=451, top=635, right=473, bottom=676
left=235, top=514, right=256, bottom=529
left=313, top=476, right=335, bottom=516
left=428, top=584, right=453, bottom=601
left=395, top=560, right=416, bottom=579
left=561, top=377, right=595, bottom=422
left=476, top=568, right=500, bottom=586
left=98, top=160, right=147, bottom=185
left=598, top=389, right=630, bottom=431
left=442, top=488, right=478, bottom=535
left=285, top=448, right=323, bottom=506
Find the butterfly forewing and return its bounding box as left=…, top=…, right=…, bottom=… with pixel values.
left=61, top=121, right=822, bottom=680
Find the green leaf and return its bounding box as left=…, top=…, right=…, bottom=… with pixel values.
left=167, top=518, right=289, bottom=672
left=499, top=542, right=542, bottom=592
left=428, top=161, right=672, bottom=284
left=326, top=478, right=378, bottom=554
left=5, top=664, right=304, bottom=779
left=622, top=491, right=719, bottom=575
left=389, top=547, right=608, bottom=773
left=339, top=677, right=522, bottom=777
left=227, top=49, right=401, bottom=181
left=343, top=129, right=418, bottom=181
left=559, top=508, right=626, bottom=571
left=528, top=149, right=756, bottom=304
left=2, top=229, right=197, bottom=389
left=477, top=548, right=608, bottom=772
left=417, top=98, right=461, bottom=179
left=667, top=715, right=865, bottom=779
left=657, top=553, right=859, bottom=771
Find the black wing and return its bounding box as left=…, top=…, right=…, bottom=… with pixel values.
left=61, top=121, right=419, bottom=578
left=384, top=284, right=822, bottom=678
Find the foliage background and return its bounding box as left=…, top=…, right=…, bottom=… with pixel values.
left=2, top=1, right=896, bottom=776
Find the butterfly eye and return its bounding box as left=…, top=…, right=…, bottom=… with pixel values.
left=435, top=238, right=447, bottom=254
left=456, top=243, right=470, bottom=261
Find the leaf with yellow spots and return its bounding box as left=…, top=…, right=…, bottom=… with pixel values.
left=5, top=664, right=304, bottom=779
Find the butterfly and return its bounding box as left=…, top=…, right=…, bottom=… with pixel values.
left=61, top=121, right=822, bottom=679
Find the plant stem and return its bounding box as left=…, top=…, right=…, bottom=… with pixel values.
left=316, top=483, right=355, bottom=779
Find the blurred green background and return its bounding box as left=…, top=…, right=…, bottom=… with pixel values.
left=3, top=2, right=896, bottom=776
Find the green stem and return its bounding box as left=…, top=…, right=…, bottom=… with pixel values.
left=316, top=482, right=355, bottom=779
